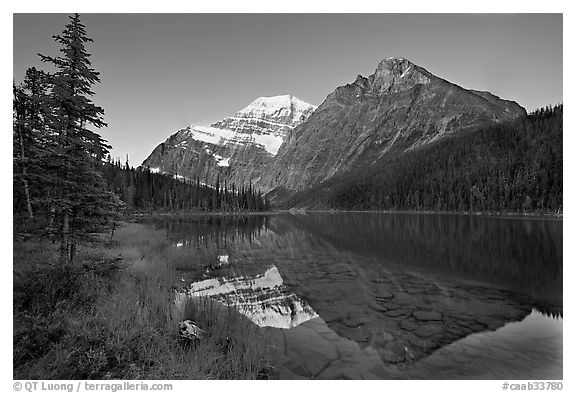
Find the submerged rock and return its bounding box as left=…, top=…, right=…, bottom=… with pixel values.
left=217, top=255, right=229, bottom=265
left=412, top=310, right=443, bottom=322
left=179, top=320, right=205, bottom=341
left=202, top=254, right=232, bottom=276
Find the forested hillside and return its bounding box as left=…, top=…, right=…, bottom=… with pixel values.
left=286, top=105, right=562, bottom=213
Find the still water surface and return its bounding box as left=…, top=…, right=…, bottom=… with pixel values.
left=141, top=212, right=562, bottom=379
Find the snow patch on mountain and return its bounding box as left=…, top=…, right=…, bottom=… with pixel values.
left=252, top=133, right=284, bottom=155
left=225, top=116, right=296, bottom=129
left=217, top=157, right=230, bottom=167
left=203, top=145, right=232, bottom=167
left=187, top=124, right=285, bottom=155
left=400, top=66, right=412, bottom=78
left=189, top=126, right=238, bottom=146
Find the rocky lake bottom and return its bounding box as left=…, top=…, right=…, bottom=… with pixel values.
left=141, top=212, right=563, bottom=379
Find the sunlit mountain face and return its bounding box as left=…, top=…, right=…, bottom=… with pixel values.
left=142, top=95, right=316, bottom=189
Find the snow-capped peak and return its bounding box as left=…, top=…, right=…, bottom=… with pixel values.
left=236, top=95, right=317, bottom=120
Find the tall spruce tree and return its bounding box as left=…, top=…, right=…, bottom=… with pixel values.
left=39, top=14, right=120, bottom=263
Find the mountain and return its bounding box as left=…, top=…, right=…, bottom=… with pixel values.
left=142, top=57, right=528, bottom=205
left=142, top=95, right=317, bottom=188
left=258, top=57, right=526, bottom=194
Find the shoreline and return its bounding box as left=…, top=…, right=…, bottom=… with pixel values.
left=127, top=209, right=562, bottom=220
left=283, top=209, right=563, bottom=219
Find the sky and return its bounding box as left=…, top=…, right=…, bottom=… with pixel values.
left=13, top=13, right=563, bottom=166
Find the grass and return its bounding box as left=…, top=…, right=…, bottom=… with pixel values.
left=13, top=222, right=276, bottom=379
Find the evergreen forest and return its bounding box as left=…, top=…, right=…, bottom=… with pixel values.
left=286, top=105, right=563, bottom=214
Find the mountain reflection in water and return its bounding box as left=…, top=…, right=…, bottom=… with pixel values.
left=183, top=265, right=318, bottom=329
left=142, top=212, right=562, bottom=379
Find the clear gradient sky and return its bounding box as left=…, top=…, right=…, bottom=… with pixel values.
left=13, top=13, right=562, bottom=166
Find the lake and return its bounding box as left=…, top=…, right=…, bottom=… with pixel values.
left=140, top=212, right=563, bottom=379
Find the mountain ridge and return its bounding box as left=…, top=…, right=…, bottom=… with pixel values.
left=257, top=57, right=526, bottom=192
left=142, top=56, right=527, bottom=199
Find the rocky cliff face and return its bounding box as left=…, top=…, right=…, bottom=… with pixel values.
left=259, top=57, right=526, bottom=192
left=142, top=95, right=317, bottom=187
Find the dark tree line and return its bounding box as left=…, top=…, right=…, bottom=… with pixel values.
left=289, top=105, right=562, bottom=214
left=101, top=158, right=270, bottom=212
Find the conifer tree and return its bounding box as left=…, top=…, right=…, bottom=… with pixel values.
left=39, top=14, right=120, bottom=262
